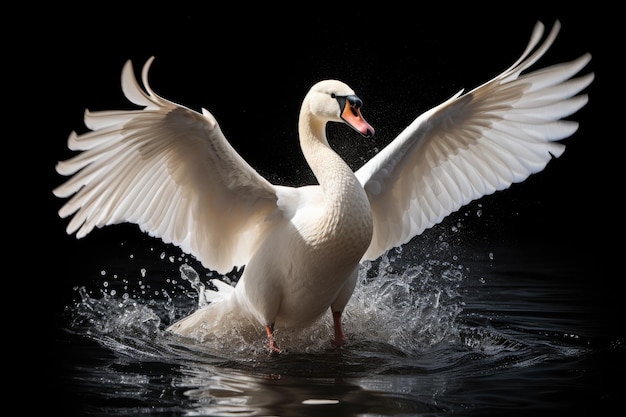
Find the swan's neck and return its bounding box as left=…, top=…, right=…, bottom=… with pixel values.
left=298, top=112, right=373, bottom=259
left=299, top=117, right=351, bottom=192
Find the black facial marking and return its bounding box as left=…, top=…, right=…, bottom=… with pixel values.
left=334, top=94, right=363, bottom=116
left=334, top=95, right=347, bottom=113
left=347, top=95, right=363, bottom=109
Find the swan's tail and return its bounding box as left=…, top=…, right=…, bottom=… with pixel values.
left=166, top=278, right=237, bottom=339
left=203, top=278, right=235, bottom=303
left=166, top=298, right=233, bottom=339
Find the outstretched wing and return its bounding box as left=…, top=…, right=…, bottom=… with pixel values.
left=53, top=57, right=279, bottom=273
left=355, top=21, right=594, bottom=261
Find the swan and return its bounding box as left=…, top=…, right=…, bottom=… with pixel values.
left=53, top=20, right=593, bottom=353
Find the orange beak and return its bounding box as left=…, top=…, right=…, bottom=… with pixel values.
left=340, top=95, right=375, bottom=138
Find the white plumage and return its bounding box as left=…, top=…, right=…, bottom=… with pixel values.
left=54, top=21, right=593, bottom=352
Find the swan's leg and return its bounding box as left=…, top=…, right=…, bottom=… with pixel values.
left=331, top=310, right=346, bottom=347
left=330, top=266, right=359, bottom=348
left=265, top=324, right=282, bottom=353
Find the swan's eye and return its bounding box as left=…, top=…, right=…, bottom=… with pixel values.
left=331, top=93, right=336, bottom=98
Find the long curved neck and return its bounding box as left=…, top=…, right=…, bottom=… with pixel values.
left=298, top=109, right=373, bottom=258
left=298, top=111, right=357, bottom=198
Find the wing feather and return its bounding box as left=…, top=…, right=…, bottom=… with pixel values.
left=356, top=20, right=593, bottom=261
left=54, top=57, right=281, bottom=273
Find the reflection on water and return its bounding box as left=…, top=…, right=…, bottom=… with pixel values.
left=52, top=231, right=623, bottom=416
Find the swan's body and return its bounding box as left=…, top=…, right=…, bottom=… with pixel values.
left=54, top=21, right=593, bottom=352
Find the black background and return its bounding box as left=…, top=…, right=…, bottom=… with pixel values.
left=8, top=4, right=621, bottom=406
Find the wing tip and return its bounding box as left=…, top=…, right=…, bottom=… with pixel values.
left=121, top=56, right=159, bottom=107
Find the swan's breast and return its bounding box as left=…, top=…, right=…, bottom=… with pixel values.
left=299, top=177, right=373, bottom=264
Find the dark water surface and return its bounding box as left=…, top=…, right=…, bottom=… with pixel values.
left=48, top=228, right=623, bottom=416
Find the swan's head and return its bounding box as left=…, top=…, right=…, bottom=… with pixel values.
left=305, top=80, right=375, bottom=138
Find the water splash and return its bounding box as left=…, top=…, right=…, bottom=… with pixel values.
left=178, top=264, right=208, bottom=308
left=65, top=243, right=471, bottom=359
left=349, top=250, right=465, bottom=353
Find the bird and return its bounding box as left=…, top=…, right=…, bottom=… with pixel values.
left=53, top=20, right=593, bottom=353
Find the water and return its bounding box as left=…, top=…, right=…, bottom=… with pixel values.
left=49, top=224, right=622, bottom=416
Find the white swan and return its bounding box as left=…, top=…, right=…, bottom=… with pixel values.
left=53, top=21, right=593, bottom=353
